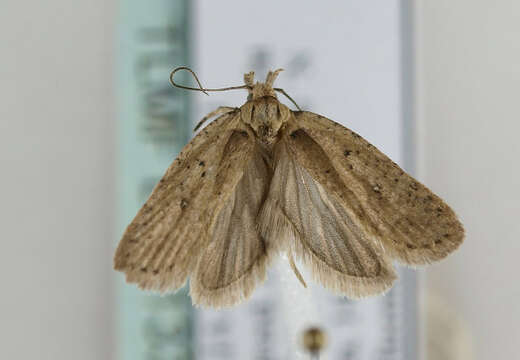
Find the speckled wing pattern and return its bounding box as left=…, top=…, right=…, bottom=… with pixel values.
left=113, top=111, right=256, bottom=294
left=282, top=111, right=464, bottom=269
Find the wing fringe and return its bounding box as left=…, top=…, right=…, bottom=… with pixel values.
left=189, top=252, right=272, bottom=308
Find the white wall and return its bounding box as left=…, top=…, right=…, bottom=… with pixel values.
left=0, top=1, right=115, bottom=359
left=415, top=1, right=520, bottom=359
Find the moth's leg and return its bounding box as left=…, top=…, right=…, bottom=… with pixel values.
left=194, top=106, right=236, bottom=132
left=288, top=252, right=307, bottom=288
left=274, top=88, right=302, bottom=111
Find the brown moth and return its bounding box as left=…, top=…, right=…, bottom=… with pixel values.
left=114, top=68, right=464, bottom=308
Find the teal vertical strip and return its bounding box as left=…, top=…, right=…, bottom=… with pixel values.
left=115, top=1, right=192, bottom=359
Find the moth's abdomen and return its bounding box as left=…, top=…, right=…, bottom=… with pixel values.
left=240, top=96, right=290, bottom=144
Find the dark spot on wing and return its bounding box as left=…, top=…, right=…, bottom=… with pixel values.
left=180, top=199, right=188, bottom=209
left=350, top=130, right=361, bottom=139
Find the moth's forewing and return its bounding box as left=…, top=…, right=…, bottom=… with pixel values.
left=114, top=113, right=255, bottom=293
left=289, top=111, right=464, bottom=266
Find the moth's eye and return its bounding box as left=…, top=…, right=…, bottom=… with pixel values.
left=290, top=129, right=304, bottom=139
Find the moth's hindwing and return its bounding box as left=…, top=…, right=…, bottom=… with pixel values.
left=260, top=136, right=397, bottom=298
left=191, top=144, right=273, bottom=308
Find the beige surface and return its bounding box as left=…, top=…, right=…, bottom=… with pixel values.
left=415, top=1, right=520, bottom=359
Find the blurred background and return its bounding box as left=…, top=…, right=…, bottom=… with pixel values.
left=1, top=1, right=518, bottom=359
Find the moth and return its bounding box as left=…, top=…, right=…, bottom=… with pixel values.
left=114, top=67, right=464, bottom=308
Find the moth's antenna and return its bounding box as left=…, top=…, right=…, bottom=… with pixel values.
left=274, top=87, right=302, bottom=111
left=170, top=66, right=251, bottom=95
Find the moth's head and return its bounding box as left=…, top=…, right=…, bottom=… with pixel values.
left=240, top=69, right=290, bottom=144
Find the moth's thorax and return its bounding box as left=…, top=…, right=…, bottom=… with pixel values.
left=240, top=96, right=290, bottom=144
